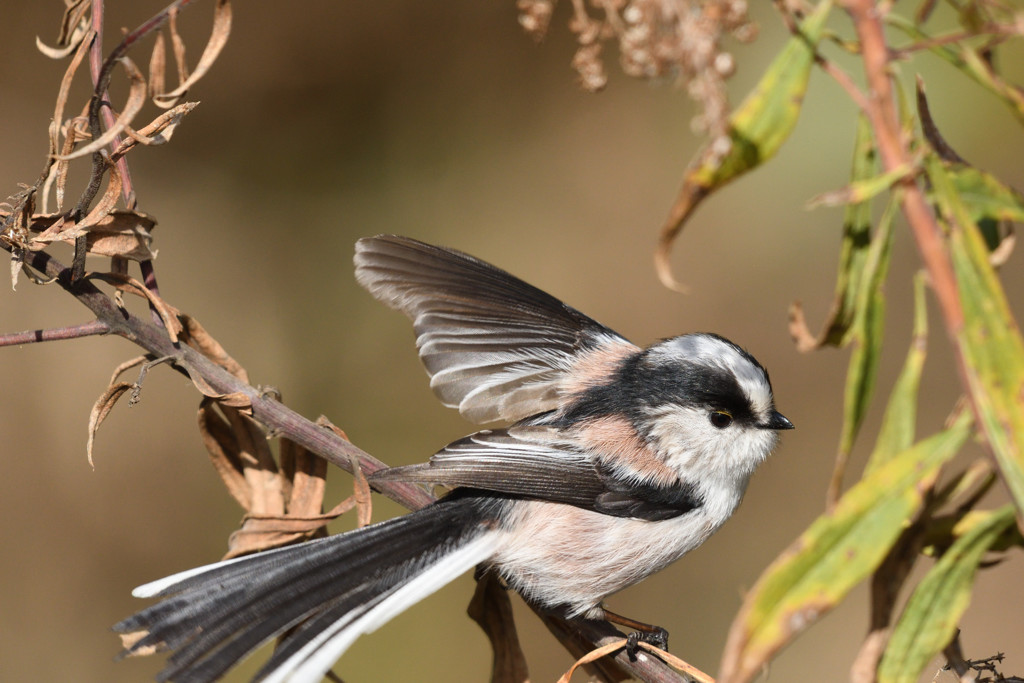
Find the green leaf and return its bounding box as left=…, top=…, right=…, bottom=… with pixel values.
left=657, top=0, right=832, bottom=287
left=877, top=505, right=1016, bottom=683
left=806, top=161, right=915, bottom=209
left=718, top=414, right=972, bottom=683
left=866, top=272, right=929, bottom=474
left=836, top=197, right=897, bottom=461
left=947, top=165, right=1024, bottom=251
left=925, top=154, right=1024, bottom=525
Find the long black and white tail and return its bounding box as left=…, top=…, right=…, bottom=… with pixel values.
left=115, top=496, right=503, bottom=683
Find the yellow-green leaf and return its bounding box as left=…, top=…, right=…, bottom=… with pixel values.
left=877, top=505, right=1016, bottom=683
left=866, top=272, right=929, bottom=474
left=657, top=0, right=832, bottom=288
left=926, top=154, right=1024, bottom=525
left=836, top=196, right=897, bottom=461
left=718, top=414, right=971, bottom=683
left=806, top=161, right=915, bottom=209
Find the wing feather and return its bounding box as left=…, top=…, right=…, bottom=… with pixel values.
left=354, top=235, right=638, bottom=424
left=370, top=427, right=702, bottom=521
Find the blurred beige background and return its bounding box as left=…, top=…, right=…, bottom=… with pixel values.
left=1, top=2, right=1023, bottom=681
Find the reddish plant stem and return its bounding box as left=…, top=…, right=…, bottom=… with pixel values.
left=842, top=0, right=963, bottom=333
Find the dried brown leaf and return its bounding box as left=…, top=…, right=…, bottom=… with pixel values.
left=223, top=406, right=282, bottom=518
left=50, top=27, right=95, bottom=157
left=87, top=271, right=182, bottom=342
left=169, top=9, right=190, bottom=87
left=282, top=439, right=328, bottom=519
left=36, top=0, right=90, bottom=59
left=351, top=452, right=372, bottom=528
left=57, top=0, right=91, bottom=46
left=179, top=358, right=253, bottom=406
left=317, top=416, right=372, bottom=527
left=113, top=101, right=199, bottom=157
left=27, top=210, right=157, bottom=261
left=557, top=640, right=630, bottom=683
left=198, top=400, right=252, bottom=509
left=83, top=212, right=157, bottom=260
left=557, top=639, right=716, bottom=683
left=109, top=355, right=148, bottom=385
left=468, top=572, right=531, bottom=683
left=87, top=381, right=132, bottom=468
left=55, top=117, right=91, bottom=210
left=57, top=56, right=147, bottom=161
left=178, top=313, right=248, bottom=382
left=153, top=0, right=232, bottom=108
left=148, top=31, right=167, bottom=101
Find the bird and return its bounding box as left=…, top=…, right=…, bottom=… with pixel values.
left=114, top=234, right=793, bottom=683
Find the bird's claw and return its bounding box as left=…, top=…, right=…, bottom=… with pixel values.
left=624, top=626, right=669, bottom=659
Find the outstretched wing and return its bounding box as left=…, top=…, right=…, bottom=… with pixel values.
left=354, top=235, right=638, bottom=424
left=370, top=427, right=702, bottom=521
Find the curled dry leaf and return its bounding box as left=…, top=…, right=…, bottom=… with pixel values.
left=557, top=639, right=716, bottom=683
left=35, top=0, right=90, bottom=59
left=316, top=415, right=372, bottom=527
left=179, top=359, right=252, bottom=406
left=198, top=400, right=252, bottom=509
left=113, top=102, right=200, bottom=157
left=87, top=381, right=133, bottom=468
left=50, top=27, right=95, bottom=159
left=148, top=30, right=166, bottom=100
left=57, top=56, right=147, bottom=161
left=225, top=503, right=356, bottom=559
left=152, top=0, right=232, bottom=108
left=178, top=312, right=249, bottom=382
left=280, top=436, right=327, bottom=522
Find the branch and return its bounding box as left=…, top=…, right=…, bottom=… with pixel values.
left=0, top=319, right=109, bottom=347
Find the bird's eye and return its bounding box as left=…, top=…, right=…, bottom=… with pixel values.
left=710, top=411, right=733, bottom=429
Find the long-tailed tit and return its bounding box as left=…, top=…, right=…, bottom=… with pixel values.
left=115, top=234, right=792, bottom=682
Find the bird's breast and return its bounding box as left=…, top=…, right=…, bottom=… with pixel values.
left=489, top=496, right=734, bottom=618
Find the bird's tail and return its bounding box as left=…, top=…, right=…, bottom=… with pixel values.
left=115, top=495, right=503, bottom=683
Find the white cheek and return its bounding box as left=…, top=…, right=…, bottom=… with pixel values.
left=645, top=406, right=779, bottom=483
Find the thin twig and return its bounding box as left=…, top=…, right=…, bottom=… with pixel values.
left=0, top=319, right=110, bottom=347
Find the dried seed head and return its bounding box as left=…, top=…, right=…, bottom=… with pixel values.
left=523, top=0, right=757, bottom=139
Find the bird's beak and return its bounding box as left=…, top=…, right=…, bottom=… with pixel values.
left=762, top=411, right=794, bottom=430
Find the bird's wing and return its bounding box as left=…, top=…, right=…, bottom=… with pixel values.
left=354, top=235, right=639, bottom=424
left=370, top=427, right=702, bottom=521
